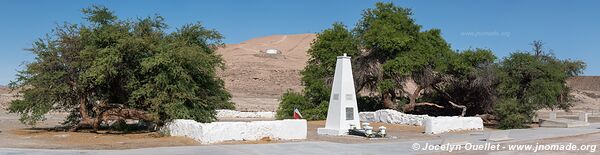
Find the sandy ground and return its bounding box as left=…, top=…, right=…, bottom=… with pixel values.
left=305, top=120, right=458, bottom=143
left=0, top=110, right=198, bottom=149
left=0, top=109, right=449, bottom=149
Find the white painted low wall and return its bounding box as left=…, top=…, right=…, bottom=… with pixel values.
left=216, top=109, right=275, bottom=119
left=161, top=119, right=306, bottom=144
left=359, top=109, right=429, bottom=126
left=424, top=116, right=484, bottom=134
left=360, top=109, right=484, bottom=134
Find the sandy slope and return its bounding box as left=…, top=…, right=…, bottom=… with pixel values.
left=0, top=86, right=17, bottom=110
left=216, top=34, right=316, bottom=111
left=567, top=76, right=600, bottom=111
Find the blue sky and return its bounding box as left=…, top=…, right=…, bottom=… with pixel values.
left=1, top=0, right=598, bottom=85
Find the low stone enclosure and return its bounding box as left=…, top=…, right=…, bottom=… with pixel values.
left=161, top=109, right=482, bottom=144
left=161, top=119, right=306, bottom=144
left=359, top=109, right=484, bottom=134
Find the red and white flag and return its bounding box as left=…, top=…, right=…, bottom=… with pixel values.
left=293, top=108, right=303, bottom=119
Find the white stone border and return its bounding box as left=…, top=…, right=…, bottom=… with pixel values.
left=424, top=116, right=484, bottom=134
left=216, top=109, right=276, bottom=119
left=359, top=109, right=429, bottom=126
left=360, top=109, right=484, bottom=134
left=161, top=119, right=306, bottom=144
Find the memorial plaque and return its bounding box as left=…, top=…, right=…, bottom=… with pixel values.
left=346, top=107, right=354, bottom=120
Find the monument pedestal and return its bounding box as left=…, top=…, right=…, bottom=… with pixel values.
left=317, top=53, right=360, bottom=136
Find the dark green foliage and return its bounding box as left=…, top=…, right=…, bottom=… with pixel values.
left=276, top=91, right=327, bottom=120
left=288, top=2, right=585, bottom=129
left=495, top=51, right=584, bottom=128
left=355, top=2, right=420, bottom=56
left=445, top=49, right=499, bottom=115
left=277, top=23, right=358, bottom=120
left=9, top=5, right=232, bottom=128
left=302, top=23, right=359, bottom=104
left=495, top=98, right=531, bottom=129
left=356, top=96, right=389, bottom=112
left=354, top=2, right=424, bottom=109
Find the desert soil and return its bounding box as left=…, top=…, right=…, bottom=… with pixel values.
left=0, top=110, right=442, bottom=149
left=216, top=34, right=316, bottom=111
left=567, top=76, right=600, bottom=112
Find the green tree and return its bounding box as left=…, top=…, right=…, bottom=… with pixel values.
left=445, top=49, right=498, bottom=115
left=381, top=30, right=500, bottom=116
left=354, top=2, right=421, bottom=109
left=289, top=2, right=502, bottom=117
left=352, top=2, right=505, bottom=117
left=276, top=23, right=358, bottom=120
left=8, top=6, right=232, bottom=131
left=495, top=41, right=585, bottom=129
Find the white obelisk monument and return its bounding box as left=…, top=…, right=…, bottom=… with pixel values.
left=317, top=53, right=360, bottom=136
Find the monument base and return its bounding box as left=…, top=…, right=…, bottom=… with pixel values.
left=317, top=128, right=348, bottom=136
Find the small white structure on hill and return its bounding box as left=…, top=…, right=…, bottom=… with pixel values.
left=318, top=53, right=360, bottom=136
left=265, top=48, right=279, bottom=54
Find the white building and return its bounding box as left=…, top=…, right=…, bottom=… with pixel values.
left=265, top=49, right=279, bottom=54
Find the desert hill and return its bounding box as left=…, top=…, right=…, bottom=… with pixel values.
left=567, top=76, right=600, bottom=91
left=0, top=86, right=17, bottom=110
left=216, top=34, right=316, bottom=111
left=567, top=76, right=600, bottom=111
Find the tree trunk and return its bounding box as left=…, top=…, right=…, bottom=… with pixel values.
left=382, top=93, right=394, bottom=109
left=403, top=86, right=423, bottom=112
left=70, top=95, right=101, bottom=132
left=409, top=86, right=422, bottom=105
left=432, top=85, right=467, bottom=116
left=448, top=101, right=467, bottom=117
left=403, top=102, right=444, bottom=112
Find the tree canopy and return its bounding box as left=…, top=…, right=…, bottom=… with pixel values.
left=276, top=23, right=358, bottom=120
left=495, top=44, right=585, bottom=128
left=9, top=6, right=232, bottom=131
left=278, top=2, right=585, bottom=129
